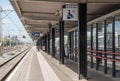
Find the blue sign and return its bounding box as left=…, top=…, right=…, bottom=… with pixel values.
left=31, top=32, right=40, bottom=37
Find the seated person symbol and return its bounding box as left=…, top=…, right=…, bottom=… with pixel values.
left=67, top=10, right=73, bottom=19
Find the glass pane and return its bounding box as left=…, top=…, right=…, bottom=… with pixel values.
left=71, top=31, right=74, bottom=60
left=115, top=15, right=120, bottom=76
left=97, top=21, right=105, bottom=70
left=87, top=27, right=91, bottom=66
left=115, top=15, right=120, bottom=52
left=106, top=18, right=113, bottom=52
left=87, top=27, right=91, bottom=50
left=93, top=24, right=97, bottom=65
left=93, top=24, right=96, bottom=50
left=106, top=17, right=113, bottom=74
left=71, top=31, right=74, bottom=49
left=98, top=21, right=104, bottom=50
left=76, top=30, right=78, bottom=48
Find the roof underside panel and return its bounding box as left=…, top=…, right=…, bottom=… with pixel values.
left=10, top=0, right=120, bottom=39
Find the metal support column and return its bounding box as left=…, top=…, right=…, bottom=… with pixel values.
left=91, top=25, right=93, bottom=68
left=49, top=25, right=52, bottom=55
left=52, top=28, right=55, bottom=57
left=96, top=23, right=99, bottom=70
left=47, top=33, right=50, bottom=54
left=43, top=36, right=45, bottom=51
left=75, top=30, right=77, bottom=62
left=42, top=36, right=44, bottom=51
left=45, top=35, right=47, bottom=52
left=78, top=3, right=87, bottom=79
left=40, top=37, right=42, bottom=50
left=59, top=21, right=62, bottom=63
left=112, top=17, right=116, bottom=77
left=59, top=20, right=64, bottom=64
left=104, top=20, right=107, bottom=74
left=62, top=21, right=64, bottom=64
left=41, top=37, right=43, bottom=50
left=69, top=32, right=72, bottom=59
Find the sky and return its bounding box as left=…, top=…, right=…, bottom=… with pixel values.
left=0, top=0, right=32, bottom=43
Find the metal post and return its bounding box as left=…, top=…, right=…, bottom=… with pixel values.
left=60, top=20, right=64, bottom=64
left=78, top=3, right=87, bottom=79
left=104, top=20, right=107, bottom=74
left=59, top=21, right=62, bottom=63
left=96, top=23, right=99, bottom=70
left=49, top=25, right=52, bottom=55
left=72, top=31, right=75, bottom=61
left=112, top=17, right=116, bottom=77
left=71, top=32, right=73, bottom=60
left=40, top=37, right=42, bottom=50
left=91, top=25, right=93, bottom=68
left=43, top=36, right=46, bottom=51
left=75, top=30, right=77, bottom=62
left=47, top=33, right=50, bottom=54
left=45, top=35, right=47, bottom=52
left=52, top=28, right=55, bottom=57
left=41, top=37, right=43, bottom=50
left=69, top=32, right=72, bottom=59
left=62, top=21, right=64, bottom=64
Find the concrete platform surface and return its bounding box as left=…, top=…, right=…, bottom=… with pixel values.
left=5, top=46, right=120, bottom=81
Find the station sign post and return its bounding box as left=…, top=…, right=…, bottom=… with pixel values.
left=62, top=4, right=87, bottom=79
left=60, top=4, right=78, bottom=64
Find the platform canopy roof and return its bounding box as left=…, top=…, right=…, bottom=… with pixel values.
left=10, top=0, right=120, bottom=39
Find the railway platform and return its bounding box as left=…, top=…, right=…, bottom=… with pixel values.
left=2, top=46, right=119, bottom=81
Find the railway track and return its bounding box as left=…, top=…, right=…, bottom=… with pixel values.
left=0, top=47, right=31, bottom=81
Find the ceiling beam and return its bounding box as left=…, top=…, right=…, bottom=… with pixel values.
left=26, top=23, right=49, bottom=26
left=26, top=25, right=49, bottom=28
left=15, top=0, right=120, bottom=3
left=21, top=11, right=55, bottom=15
left=25, top=25, right=49, bottom=28
left=88, top=0, right=120, bottom=3
left=88, top=13, right=106, bottom=17
left=16, top=0, right=87, bottom=3
left=28, top=27, right=49, bottom=29
left=22, top=15, right=60, bottom=21
left=10, top=0, right=21, bottom=15
left=88, top=8, right=120, bottom=25
left=26, top=22, right=50, bottom=25
left=25, top=19, right=57, bottom=25
left=22, top=12, right=55, bottom=16
left=29, top=28, right=49, bottom=31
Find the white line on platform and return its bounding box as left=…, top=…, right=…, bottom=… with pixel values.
left=37, top=52, right=61, bottom=81
left=25, top=50, right=33, bottom=81
left=5, top=48, right=32, bottom=81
